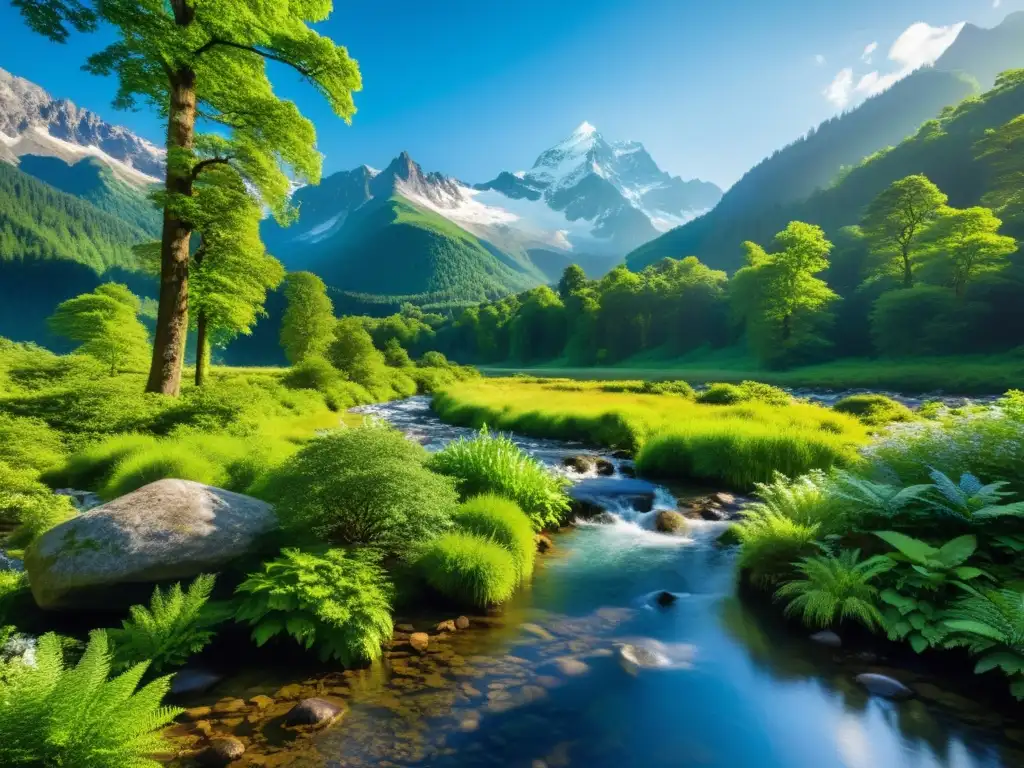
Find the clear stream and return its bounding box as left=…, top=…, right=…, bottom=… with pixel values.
left=172, top=397, right=1023, bottom=768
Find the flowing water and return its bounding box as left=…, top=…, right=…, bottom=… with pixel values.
left=170, top=397, right=1023, bottom=768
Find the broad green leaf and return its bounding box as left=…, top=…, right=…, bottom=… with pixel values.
left=874, top=531, right=937, bottom=563
left=909, top=633, right=930, bottom=653
left=936, top=535, right=977, bottom=567
left=880, top=589, right=917, bottom=613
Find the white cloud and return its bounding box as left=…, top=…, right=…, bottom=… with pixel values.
left=994, top=0, right=1002, bottom=8
left=823, top=21, right=965, bottom=109
left=815, top=53, right=826, bottom=66
left=824, top=68, right=854, bottom=108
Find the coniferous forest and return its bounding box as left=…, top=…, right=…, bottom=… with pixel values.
left=3, top=3, right=1024, bottom=768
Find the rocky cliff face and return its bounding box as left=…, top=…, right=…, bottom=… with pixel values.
left=0, top=67, right=165, bottom=184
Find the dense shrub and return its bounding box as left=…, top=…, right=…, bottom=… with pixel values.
left=774, top=550, right=892, bottom=630
left=7, top=494, right=77, bottom=548
left=863, top=391, right=1024, bottom=490
left=738, top=381, right=791, bottom=406
left=641, top=379, right=695, bottom=398
left=261, top=425, right=455, bottom=557
left=109, top=574, right=227, bottom=673
left=0, top=461, right=53, bottom=527
left=101, top=444, right=220, bottom=500
left=418, top=532, right=518, bottom=608
left=452, top=495, right=536, bottom=581
left=734, top=509, right=820, bottom=586
left=41, top=433, right=159, bottom=490
left=428, top=429, right=571, bottom=531
left=0, top=414, right=65, bottom=473
left=282, top=355, right=344, bottom=392
left=696, top=383, right=746, bottom=405
left=234, top=548, right=393, bottom=666
left=833, top=394, right=914, bottom=426
left=0, top=572, right=28, bottom=626
left=0, top=631, right=181, bottom=768
left=418, top=351, right=450, bottom=368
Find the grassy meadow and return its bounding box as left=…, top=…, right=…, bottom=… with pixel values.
left=479, top=351, right=1024, bottom=394
left=433, top=377, right=869, bottom=489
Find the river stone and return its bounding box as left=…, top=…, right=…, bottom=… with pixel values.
left=563, top=455, right=596, bottom=473
left=24, top=480, right=276, bottom=610
left=410, top=632, right=430, bottom=653
left=655, top=591, right=678, bottom=607
left=654, top=510, right=687, bottom=534
left=455, top=616, right=471, bottom=630
left=810, top=630, right=842, bottom=648
left=284, top=697, right=345, bottom=728
left=855, top=673, right=913, bottom=700
left=170, top=668, right=224, bottom=697
left=594, top=458, right=616, bottom=476
left=197, top=737, right=245, bottom=767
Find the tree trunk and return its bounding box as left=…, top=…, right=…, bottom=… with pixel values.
left=145, top=69, right=197, bottom=396
left=195, top=309, right=209, bottom=387
left=901, top=247, right=913, bottom=288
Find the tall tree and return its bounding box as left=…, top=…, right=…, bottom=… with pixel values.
left=280, top=272, right=336, bottom=364
left=976, top=111, right=1024, bottom=224
left=861, top=174, right=947, bottom=288
left=731, top=222, right=837, bottom=366
left=188, top=166, right=284, bottom=385
left=923, top=206, right=1017, bottom=296
left=48, top=283, right=150, bottom=375
left=15, top=0, right=361, bottom=395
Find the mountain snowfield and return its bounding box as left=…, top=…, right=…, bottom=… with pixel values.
left=0, top=67, right=164, bottom=186
left=281, top=121, right=721, bottom=262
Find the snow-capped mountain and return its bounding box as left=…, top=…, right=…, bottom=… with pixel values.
left=475, top=121, right=722, bottom=252
left=0, top=67, right=164, bottom=186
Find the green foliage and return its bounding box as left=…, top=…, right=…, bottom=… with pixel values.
left=108, top=574, right=226, bottom=674
left=452, top=494, right=536, bottom=582
left=328, top=316, right=391, bottom=393
left=280, top=272, right=336, bottom=365
left=875, top=531, right=988, bottom=652
left=0, top=162, right=147, bottom=273
left=774, top=549, right=893, bottom=630
left=862, top=174, right=948, bottom=287
left=418, top=532, right=518, bottom=608
left=234, top=548, right=393, bottom=666
left=0, top=414, right=65, bottom=473
left=869, top=285, right=980, bottom=357
left=926, top=469, right=1024, bottom=521
left=428, top=429, right=571, bottom=531
left=0, top=571, right=29, bottom=626
left=101, top=444, right=220, bottom=500
left=830, top=471, right=931, bottom=525
left=42, top=434, right=159, bottom=490
left=734, top=509, right=820, bottom=587
left=48, top=283, right=150, bottom=376
left=261, top=425, right=456, bottom=557
left=0, top=631, right=181, bottom=768
left=696, top=383, right=745, bottom=405
left=383, top=338, right=413, bottom=367
left=922, top=205, right=1016, bottom=296
left=7, top=493, right=77, bottom=549
left=746, top=470, right=845, bottom=533
left=640, top=379, right=695, bottom=398
left=943, top=586, right=1024, bottom=699
left=833, top=394, right=914, bottom=425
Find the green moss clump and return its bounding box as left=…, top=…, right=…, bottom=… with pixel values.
left=833, top=394, right=914, bottom=426
left=696, top=383, right=746, bottom=405
left=452, top=494, right=536, bottom=581
left=418, top=532, right=518, bottom=608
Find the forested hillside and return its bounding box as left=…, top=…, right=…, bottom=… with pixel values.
left=627, top=13, right=1024, bottom=273
left=291, top=196, right=546, bottom=307
left=16, top=155, right=160, bottom=237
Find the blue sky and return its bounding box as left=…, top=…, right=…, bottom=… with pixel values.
left=0, top=0, right=1020, bottom=188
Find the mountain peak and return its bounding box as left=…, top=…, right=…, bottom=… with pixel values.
left=572, top=121, right=597, bottom=137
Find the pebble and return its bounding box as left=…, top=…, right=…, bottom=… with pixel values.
left=855, top=673, right=914, bottom=700
left=810, top=630, right=842, bottom=648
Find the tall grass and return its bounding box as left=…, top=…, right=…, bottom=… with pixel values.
left=428, top=428, right=571, bottom=530
left=418, top=532, right=518, bottom=608
left=434, top=379, right=866, bottom=490
left=452, top=494, right=536, bottom=581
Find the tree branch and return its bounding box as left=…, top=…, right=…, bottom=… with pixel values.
left=192, top=38, right=319, bottom=78
left=190, top=157, right=233, bottom=181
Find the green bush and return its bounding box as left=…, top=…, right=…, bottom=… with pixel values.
left=452, top=494, right=535, bottom=581
left=234, top=548, right=393, bottom=666
left=696, top=383, right=746, bottom=405
left=0, top=571, right=28, bottom=626
left=641, top=380, right=695, bottom=398
left=41, top=433, right=159, bottom=490
left=418, top=351, right=450, bottom=368
left=738, top=381, right=791, bottom=406
left=0, top=414, right=65, bottom=473
left=0, top=631, right=181, bottom=768
left=0, top=461, right=52, bottom=527
left=261, top=425, right=455, bottom=557
left=101, top=444, right=221, bottom=500
left=383, top=338, right=413, bottom=367
left=774, top=550, right=893, bottom=630
left=735, top=509, right=820, bottom=586
left=418, top=532, right=518, bottom=608
left=428, top=429, right=571, bottom=531
left=746, top=470, right=847, bottom=534
left=108, top=574, right=228, bottom=674
left=7, top=494, right=77, bottom=548
left=833, top=394, right=914, bottom=426
left=282, top=356, right=344, bottom=392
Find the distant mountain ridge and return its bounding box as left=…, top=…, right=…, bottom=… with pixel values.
left=0, top=67, right=164, bottom=186
left=627, top=11, right=1024, bottom=273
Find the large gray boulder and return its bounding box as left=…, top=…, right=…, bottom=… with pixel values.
left=25, top=479, right=276, bottom=610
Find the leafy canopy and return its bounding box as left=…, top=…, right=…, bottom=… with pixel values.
left=48, top=283, right=150, bottom=376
